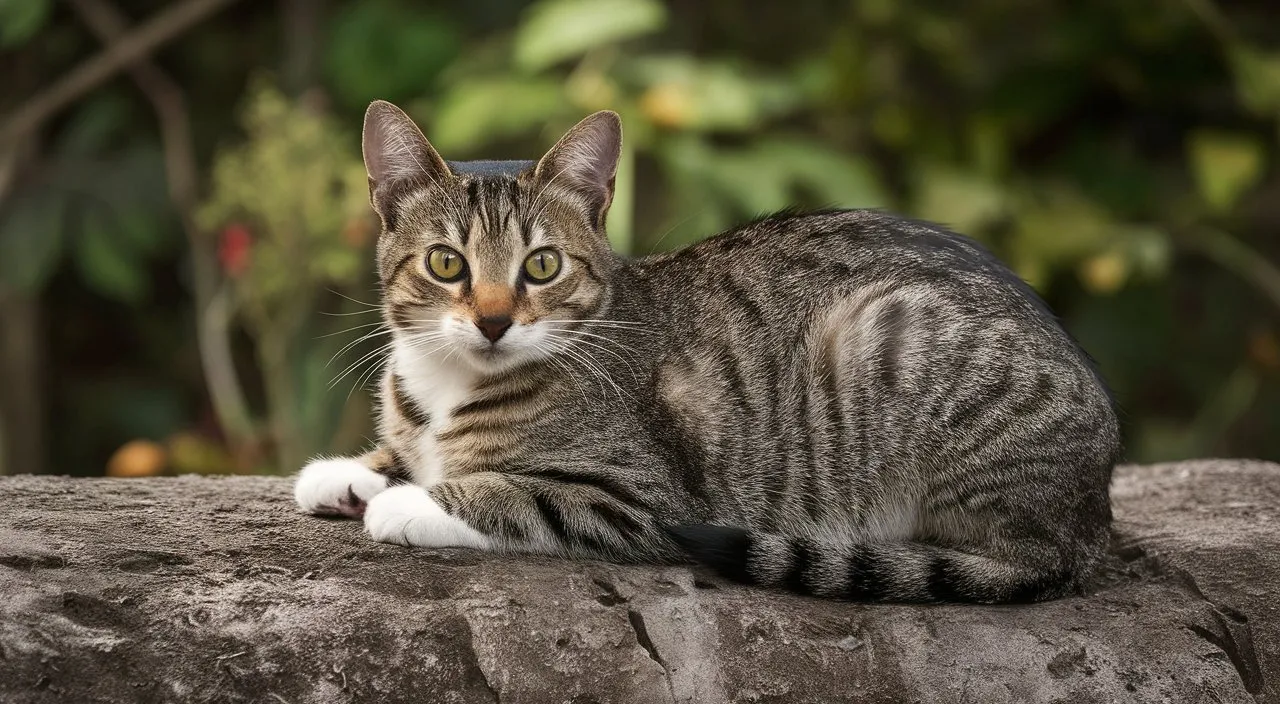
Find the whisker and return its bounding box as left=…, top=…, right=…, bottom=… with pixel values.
left=545, top=332, right=641, bottom=385
left=315, top=320, right=387, bottom=339
left=326, top=288, right=382, bottom=309
left=550, top=319, right=648, bottom=326
left=550, top=320, right=658, bottom=335
left=320, top=309, right=380, bottom=317
left=544, top=351, right=590, bottom=407
left=547, top=327, right=645, bottom=354
left=326, top=326, right=394, bottom=368
left=548, top=337, right=631, bottom=403
left=349, top=357, right=387, bottom=402
left=548, top=339, right=608, bottom=399
left=329, top=340, right=397, bottom=390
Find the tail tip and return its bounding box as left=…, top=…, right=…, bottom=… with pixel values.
left=664, top=523, right=754, bottom=584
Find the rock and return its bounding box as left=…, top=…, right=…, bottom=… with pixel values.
left=0, top=460, right=1276, bottom=704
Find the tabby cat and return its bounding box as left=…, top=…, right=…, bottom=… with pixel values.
left=294, top=100, right=1121, bottom=604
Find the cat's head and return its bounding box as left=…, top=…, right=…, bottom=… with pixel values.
left=361, top=100, right=621, bottom=373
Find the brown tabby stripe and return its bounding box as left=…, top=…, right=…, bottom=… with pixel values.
left=434, top=407, right=549, bottom=441
left=390, top=375, right=431, bottom=426
left=364, top=447, right=412, bottom=484
left=875, top=300, right=910, bottom=388
left=568, top=254, right=604, bottom=287
left=509, top=467, right=647, bottom=509
left=386, top=253, right=416, bottom=287
left=435, top=411, right=542, bottom=442
left=450, top=383, right=543, bottom=418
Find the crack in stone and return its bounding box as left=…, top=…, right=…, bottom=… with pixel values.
left=1162, top=567, right=1264, bottom=696
left=459, top=614, right=501, bottom=704
left=475, top=663, right=501, bottom=704
left=1125, top=544, right=1265, bottom=697
left=626, top=608, right=676, bottom=703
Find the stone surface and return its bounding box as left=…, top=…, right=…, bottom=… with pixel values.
left=0, top=460, right=1276, bottom=704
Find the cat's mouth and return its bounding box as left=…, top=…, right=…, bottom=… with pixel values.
left=462, top=338, right=520, bottom=369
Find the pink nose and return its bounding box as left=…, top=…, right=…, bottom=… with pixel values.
left=475, top=315, right=512, bottom=343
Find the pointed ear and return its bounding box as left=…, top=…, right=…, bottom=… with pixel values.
left=533, top=111, right=622, bottom=229
left=362, top=100, right=451, bottom=225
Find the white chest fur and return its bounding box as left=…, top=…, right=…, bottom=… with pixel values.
left=390, top=340, right=478, bottom=486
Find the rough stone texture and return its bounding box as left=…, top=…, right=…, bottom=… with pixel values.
left=0, top=460, right=1276, bottom=704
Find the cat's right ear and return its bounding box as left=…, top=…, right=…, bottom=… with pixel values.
left=533, top=111, right=622, bottom=231
left=362, top=100, right=451, bottom=225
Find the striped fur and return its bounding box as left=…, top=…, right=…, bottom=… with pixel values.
left=294, top=101, right=1121, bottom=604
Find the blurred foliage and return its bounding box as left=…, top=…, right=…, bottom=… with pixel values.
left=0, top=96, right=174, bottom=301
left=196, top=82, right=375, bottom=471
left=0, top=0, right=1278, bottom=475
left=0, top=0, right=52, bottom=48
left=197, top=82, right=370, bottom=326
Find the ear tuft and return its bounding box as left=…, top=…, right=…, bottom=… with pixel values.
left=533, top=111, right=623, bottom=228
left=362, top=101, right=450, bottom=222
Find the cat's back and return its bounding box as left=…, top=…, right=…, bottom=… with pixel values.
left=619, top=208, right=1056, bottom=334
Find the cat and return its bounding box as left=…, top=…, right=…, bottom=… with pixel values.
left=294, top=100, right=1121, bottom=604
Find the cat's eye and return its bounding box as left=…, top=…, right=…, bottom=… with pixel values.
left=523, top=249, right=561, bottom=283
left=426, top=247, right=466, bottom=282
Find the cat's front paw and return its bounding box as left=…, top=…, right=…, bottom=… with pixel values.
left=294, top=457, right=390, bottom=518
left=363, top=485, right=492, bottom=549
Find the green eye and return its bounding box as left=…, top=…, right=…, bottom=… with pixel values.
left=523, top=249, right=561, bottom=282
left=427, top=247, right=466, bottom=282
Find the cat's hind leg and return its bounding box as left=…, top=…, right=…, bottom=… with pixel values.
left=294, top=448, right=403, bottom=518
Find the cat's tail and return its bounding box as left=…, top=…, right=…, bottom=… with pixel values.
left=665, top=524, right=1081, bottom=604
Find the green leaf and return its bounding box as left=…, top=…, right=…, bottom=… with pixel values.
left=114, top=210, right=169, bottom=255
left=632, top=55, right=803, bottom=132
left=0, top=0, right=51, bottom=48
left=98, top=144, right=170, bottom=209
left=325, top=0, right=460, bottom=109
left=56, top=94, right=131, bottom=156
left=0, top=194, right=64, bottom=292
left=658, top=137, right=886, bottom=223
left=1187, top=131, right=1266, bottom=214
left=427, top=79, right=566, bottom=152
left=756, top=139, right=888, bottom=209
left=1229, top=47, right=1280, bottom=116
left=514, top=0, right=666, bottom=72
left=912, top=164, right=1008, bottom=234
left=74, top=210, right=149, bottom=303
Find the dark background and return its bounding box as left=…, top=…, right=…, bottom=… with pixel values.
left=1, top=0, right=1277, bottom=477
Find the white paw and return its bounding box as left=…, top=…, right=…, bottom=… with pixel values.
left=294, top=457, right=390, bottom=518
left=363, top=484, right=492, bottom=549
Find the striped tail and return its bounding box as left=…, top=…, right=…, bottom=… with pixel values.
left=665, top=524, right=1079, bottom=604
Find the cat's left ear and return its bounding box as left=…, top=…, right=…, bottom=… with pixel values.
left=533, top=111, right=622, bottom=230
left=362, top=100, right=452, bottom=228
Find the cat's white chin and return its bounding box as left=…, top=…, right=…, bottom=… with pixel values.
left=364, top=485, right=492, bottom=549
left=433, top=315, right=550, bottom=373
left=460, top=332, right=556, bottom=373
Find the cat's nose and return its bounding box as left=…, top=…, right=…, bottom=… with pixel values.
left=475, top=315, right=513, bottom=343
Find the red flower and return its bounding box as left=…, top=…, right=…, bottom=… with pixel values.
left=218, top=223, right=252, bottom=277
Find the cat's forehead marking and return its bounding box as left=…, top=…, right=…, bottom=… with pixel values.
left=452, top=174, right=527, bottom=284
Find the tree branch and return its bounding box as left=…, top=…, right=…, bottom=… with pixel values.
left=0, top=0, right=243, bottom=148
left=67, top=0, right=256, bottom=450
left=1187, top=227, right=1280, bottom=313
